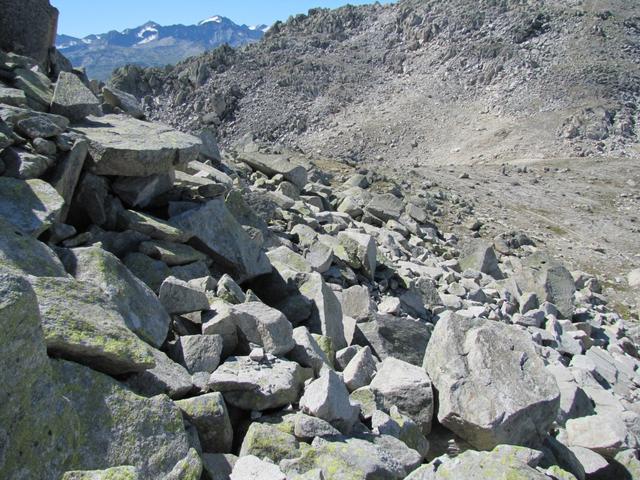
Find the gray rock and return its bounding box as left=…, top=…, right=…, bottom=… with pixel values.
left=306, top=242, right=334, bottom=273
left=31, top=276, right=155, bottom=375
left=209, top=355, right=312, bottom=411
left=216, top=273, right=246, bottom=304
left=628, top=268, right=640, bottom=288
left=239, top=422, right=303, bottom=463
left=170, top=334, right=223, bottom=374
left=102, top=86, right=144, bottom=119
left=202, top=453, right=237, bottom=480
left=112, top=172, right=175, bottom=208
left=60, top=466, right=139, bottom=479
left=0, top=177, right=63, bottom=236
left=300, top=272, right=347, bottom=350
left=281, top=434, right=421, bottom=480
left=16, top=114, right=66, bottom=138
left=0, top=216, right=67, bottom=277
left=405, top=445, right=549, bottom=480
left=164, top=448, right=203, bottom=480
left=69, top=173, right=118, bottom=228
left=62, top=246, right=171, bottom=348
left=125, top=348, right=193, bottom=399
left=343, top=346, right=377, bottom=392
left=337, top=230, right=377, bottom=279
left=230, top=455, right=286, bottom=480
left=13, top=67, right=54, bottom=110
left=176, top=393, right=233, bottom=453
left=170, top=198, right=272, bottom=283
left=566, top=413, right=633, bottom=458
left=51, top=72, right=101, bottom=120
left=159, top=276, right=210, bottom=314
left=568, top=446, right=609, bottom=478
left=423, top=315, right=560, bottom=450
left=118, top=209, right=192, bottom=243
left=365, top=193, right=405, bottom=222
left=289, top=326, right=331, bottom=375
left=139, top=239, right=207, bottom=267
left=294, top=413, right=341, bottom=441
left=355, top=314, right=431, bottom=366
left=231, top=301, right=295, bottom=356
left=51, top=359, right=191, bottom=478
left=0, top=86, right=28, bottom=107
left=335, top=345, right=360, bottom=371
left=202, top=300, right=239, bottom=357
left=459, top=241, right=504, bottom=279
left=1, top=146, right=54, bottom=179
left=514, top=253, right=576, bottom=319
left=123, top=252, right=171, bottom=293
left=238, top=152, right=308, bottom=190
left=370, top=357, right=433, bottom=434
left=32, top=137, right=57, bottom=155
left=340, top=285, right=375, bottom=322
left=75, top=114, right=201, bottom=176
left=49, top=139, right=88, bottom=222
left=88, top=228, right=148, bottom=259
left=299, top=370, right=360, bottom=433
left=546, top=364, right=594, bottom=426
left=373, top=407, right=430, bottom=460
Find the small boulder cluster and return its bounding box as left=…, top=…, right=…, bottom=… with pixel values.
left=1, top=37, right=640, bottom=480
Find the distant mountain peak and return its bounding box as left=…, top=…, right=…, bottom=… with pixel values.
left=199, top=15, right=224, bottom=25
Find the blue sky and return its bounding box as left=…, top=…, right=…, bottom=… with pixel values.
left=52, top=0, right=391, bottom=37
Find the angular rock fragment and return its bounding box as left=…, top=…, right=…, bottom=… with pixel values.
left=239, top=422, right=302, bottom=463
left=239, top=151, right=308, bottom=189
left=51, top=72, right=101, bottom=120
left=343, top=346, right=377, bottom=392
left=0, top=177, right=63, bottom=236
left=289, top=326, right=331, bottom=375
left=566, top=413, right=634, bottom=458
left=208, top=355, right=312, bottom=411
left=300, top=272, right=347, bottom=350
left=232, top=301, right=295, bottom=356
left=159, top=276, right=210, bottom=314
left=61, top=466, right=139, bottom=480
left=337, top=230, right=377, bottom=279
left=459, top=241, right=504, bottom=279
left=49, top=139, right=88, bottom=222
left=102, top=86, right=144, bottom=119
left=74, top=114, right=201, bottom=176
left=112, top=172, right=175, bottom=208
left=176, top=393, right=233, bottom=453
left=230, top=455, right=286, bottom=480
left=118, top=209, right=192, bottom=242
left=423, top=315, right=560, bottom=450
left=125, top=348, right=193, bottom=399
left=170, top=334, right=223, bottom=374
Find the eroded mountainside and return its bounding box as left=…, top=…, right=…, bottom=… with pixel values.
left=113, top=0, right=640, bottom=164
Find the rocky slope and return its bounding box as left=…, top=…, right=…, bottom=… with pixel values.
left=2, top=1, right=640, bottom=480
left=57, top=16, right=265, bottom=81
left=113, top=0, right=640, bottom=163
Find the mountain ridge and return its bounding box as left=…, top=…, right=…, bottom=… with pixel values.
left=57, top=15, right=266, bottom=80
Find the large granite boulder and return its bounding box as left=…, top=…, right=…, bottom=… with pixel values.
left=238, top=151, right=308, bottom=190
left=51, top=72, right=101, bottom=120
left=423, top=315, right=560, bottom=450
left=231, top=302, right=295, bottom=356
left=60, top=246, right=171, bottom=348
left=300, top=272, right=347, bottom=350
left=73, top=114, right=201, bottom=176
left=170, top=198, right=272, bottom=283
left=0, top=0, right=58, bottom=67
left=176, top=393, right=233, bottom=454
left=31, top=276, right=156, bottom=375
left=0, top=177, right=64, bottom=236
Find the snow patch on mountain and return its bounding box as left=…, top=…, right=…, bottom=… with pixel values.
left=199, top=15, right=223, bottom=25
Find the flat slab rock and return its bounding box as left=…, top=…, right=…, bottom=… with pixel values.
left=74, top=114, right=201, bottom=177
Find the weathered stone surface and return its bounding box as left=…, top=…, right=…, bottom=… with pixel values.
left=337, top=230, right=377, bottom=279
left=1, top=146, right=54, bottom=179
left=289, top=326, right=331, bottom=376
left=405, top=445, right=549, bottom=480
left=118, top=209, right=192, bottom=243
left=208, top=355, right=312, bottom=411
left=365, top=193, right=404, bottom=222
left=239, top=422, right=302, bottom=463
left=49, top=139, right=88, bottom=222
left=0, top=272, right=76, bottom=480
left=459, top=241, right=504, bottom=279
left=164, top=448, right=203, bottom=480
left=16, top=114, right=66, bottom=138
left=139, top=239, right=207, bottom=266
left=112, top=172, right=175, bottom=208
left=51, top=359, right=191, bottom=478
left=370, top=357, right=433, bottom=434
left=202, top=454, right=237, bottom=480
left=75, top=114, right=201, bottom=176
left=61, top=466, right=139, bottom=480
left=230, top=455, right=286, bottom=480
left=343, top=346, right=377, bottom=392
left=0, top=86, right=28, bottom=107
left=0, top=0, right=58, bottom=66
left=0, top=216, right=67, bottom=276
left=568, top=446, right=609, bottom=478
left=423, top=315, right=560, bottom=450
left=514, top=253, right=577, bottom=319
left=62, top=246, right=171, bottom=348
left=170, top=334, right=223, bottom=374
left=341, top=285, right=375, bottom=322
left=232, top=302, right=295, bottom=356
left=125, top=347, right=193, bottom=399
left=566, top=413, right=634, bottom=458
left=170, top=198, right=272, bottom=283
left=102, top=86, right=144, bottom=119
left=281, top=434, right=422, bottom=480
left=294, top=413, right=341, bottom=441
left=373, top=407, right=429, bottom=460
left=51, top=72, right=101, bottom=120
left=159, top=276, right=210, bottom=314
left=355, top=314, right=431, bottom=366
left=176, top=393, right=233, bottom=454
left=299, top=370, right=360, bottom=433
left=239, top=152, right=308, bottom=190
left=123, top=252, right=171, bottom=293
left=300, top=272, right=347, bottom=350
left=0, top=177, right=63, bottom=236
left=31, top=276, right=156, bottom=375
